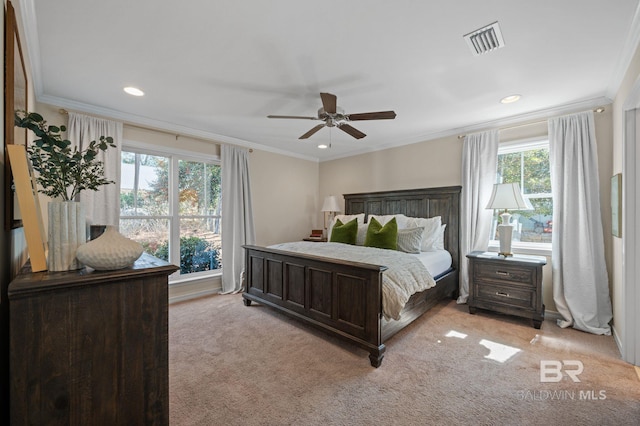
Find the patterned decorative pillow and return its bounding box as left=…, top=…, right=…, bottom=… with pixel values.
left=329, top=218, right=358, bottom=245
left=364, top=217, right=398, bottom=250
left=396, top=227, right=425, bottom=253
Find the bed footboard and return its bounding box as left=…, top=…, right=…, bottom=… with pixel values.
left=242, top=245, right=388, bottom=367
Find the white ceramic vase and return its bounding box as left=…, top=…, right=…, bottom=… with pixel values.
left=48, top=201, right=86, bottom=271
left=76, top=226, right=143, bottom=270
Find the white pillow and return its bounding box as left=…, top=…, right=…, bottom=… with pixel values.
left=434, top=224, right=446, bottom=250
left=396, top=227, right=424, bottom=253
left=368, top=214, right=409, bottom=229
left=355, top=224, right=368, bottom=246
left=405, top=216, right=442, bottom=251
left=328, top=213, right=365, bottom=239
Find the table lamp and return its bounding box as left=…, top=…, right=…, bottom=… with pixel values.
left=486, top=183, right=533, bottom=257
left=321, top=195, right=341, bottom=236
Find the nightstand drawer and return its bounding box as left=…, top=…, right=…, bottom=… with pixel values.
left=475, top=282, right=535, bottom=309
left=475, top=262, right=534, bottom=287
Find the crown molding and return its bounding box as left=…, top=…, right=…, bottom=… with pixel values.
left=318, top=96, right=612, bottom=162
left=606, top=1, right=640, bottom=99
left=37, top=94, right=319, bottom=163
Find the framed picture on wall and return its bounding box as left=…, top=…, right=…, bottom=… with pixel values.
left=611, top=173, right=622, bottom=238
left=4, top=0, right=29, bottom=230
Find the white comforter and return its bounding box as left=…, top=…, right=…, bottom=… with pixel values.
left=268, top=241, right=436, bottom=321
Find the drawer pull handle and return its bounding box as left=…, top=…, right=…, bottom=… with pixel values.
left=495, top=291, right=510, bottom=297
left=496, top=271, right=510, bottom=277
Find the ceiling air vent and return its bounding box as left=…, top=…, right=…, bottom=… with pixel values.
left=464, top=21, right=505, bottom=56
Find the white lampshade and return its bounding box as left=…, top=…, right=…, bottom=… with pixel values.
left=486, top=183, right=532, bottom=257
left=321, top=195, right=341, bottom=212
left=486, top=183, right=533, bottom=211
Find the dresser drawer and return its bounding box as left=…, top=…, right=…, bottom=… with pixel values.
left=475, top=262, right=534, bottom=287
left=475, top=282, right=535, bottom=309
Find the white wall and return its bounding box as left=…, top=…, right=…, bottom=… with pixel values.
left=250, top=149, right=319, bottom=246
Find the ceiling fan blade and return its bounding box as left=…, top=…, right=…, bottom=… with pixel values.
left=267, top=115, right=319, bottom=120
left=320, top=92, right=337, bottom=114
left=299, top=124, right=326, bottom=139
left=338, top=123, right=366, bottom=139
left=347, top=111, right=397, bottom=121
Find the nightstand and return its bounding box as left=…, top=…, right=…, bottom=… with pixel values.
left=467, top=251, right=546, bottom=329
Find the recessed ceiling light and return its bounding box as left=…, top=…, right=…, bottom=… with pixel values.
left=124, top=86, right=144, bottom=96
left=500, top=94, right=521, bottom=104
left=317, top=144, right=328, bottom=149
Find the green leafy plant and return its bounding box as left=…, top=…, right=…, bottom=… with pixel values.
left=152, top=236, right=220, bottom=274
left=14, top=110, right=116, bottom=201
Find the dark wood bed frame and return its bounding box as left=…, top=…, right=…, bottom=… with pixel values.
left=242, top=186, right=461, bottom=367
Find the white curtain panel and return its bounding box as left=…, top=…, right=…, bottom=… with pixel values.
left=221, top=145, right=256, bottom=294
left=548, top=111, right=613, bottom=335
left=67, top=112, right=123, bottom=227
left=458, top=130, right=499, bottom=303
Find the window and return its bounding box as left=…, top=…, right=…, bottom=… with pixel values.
left=120, top=147, right=221, bottom=281
left=490, top=139, right=552, bottom=246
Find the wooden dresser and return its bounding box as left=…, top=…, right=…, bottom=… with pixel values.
left=467, top=251, right=546, bottom=329
left=8, top=253, right=178, bottom=425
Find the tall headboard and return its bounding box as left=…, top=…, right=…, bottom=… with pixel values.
left=343, top=186, right=462, bottom=271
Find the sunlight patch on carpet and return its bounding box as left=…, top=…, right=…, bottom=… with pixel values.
left=445, top=330, right=468, bottom=339
left=479, top=339, right=521, bottom=363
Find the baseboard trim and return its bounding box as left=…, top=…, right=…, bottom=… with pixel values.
left=544, top=309, right=562, bottom=323
left=168, top=275, right=222, bottom=304
left=612, top=324, right=624, bottom=358
left=169, top=288, right=221, bottom=304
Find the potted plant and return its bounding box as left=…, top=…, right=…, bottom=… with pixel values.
left=14, top=110, right=116, bottom=270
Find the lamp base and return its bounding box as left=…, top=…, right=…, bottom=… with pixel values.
left=497, top=224, right=514, bottom=257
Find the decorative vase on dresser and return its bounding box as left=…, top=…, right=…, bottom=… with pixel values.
left=76, top=225, right=144, bottom=270
left=47, top=200, right=86, bottom=271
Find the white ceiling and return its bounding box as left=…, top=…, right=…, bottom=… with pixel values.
left=19, top=0, right=640, bottom=161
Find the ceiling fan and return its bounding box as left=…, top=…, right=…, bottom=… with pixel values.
left=267, top=92, right=396, bottom=140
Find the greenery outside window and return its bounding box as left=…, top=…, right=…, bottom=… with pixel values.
left=119, top=146, right=221, bottom=281
left=490, top=139, right=552, bottom=252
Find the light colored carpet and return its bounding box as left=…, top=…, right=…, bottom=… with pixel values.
left=169, top=294, right=640, bottom=425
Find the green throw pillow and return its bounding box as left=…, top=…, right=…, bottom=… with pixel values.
left=330, top=218, right=358, bottom=245
left=364, top=217, right=398, bottom=250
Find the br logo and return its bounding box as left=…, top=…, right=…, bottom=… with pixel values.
left=540, top=360, right=584, bottom=383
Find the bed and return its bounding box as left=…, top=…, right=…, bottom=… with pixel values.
left=242, top=186, right=461, bottom=367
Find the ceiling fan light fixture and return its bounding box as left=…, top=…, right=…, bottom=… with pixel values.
left=268, top=92, right=396, bottom=140
left=124, top=86, right=145, bottom=96
left=500, top=94, right=521, bottom=104
left=317, top=144, right=329, bottom=149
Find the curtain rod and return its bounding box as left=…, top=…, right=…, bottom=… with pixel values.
left=457, top=107, right=606, bottom=139
left=59, top=108, right=253, bottom=152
